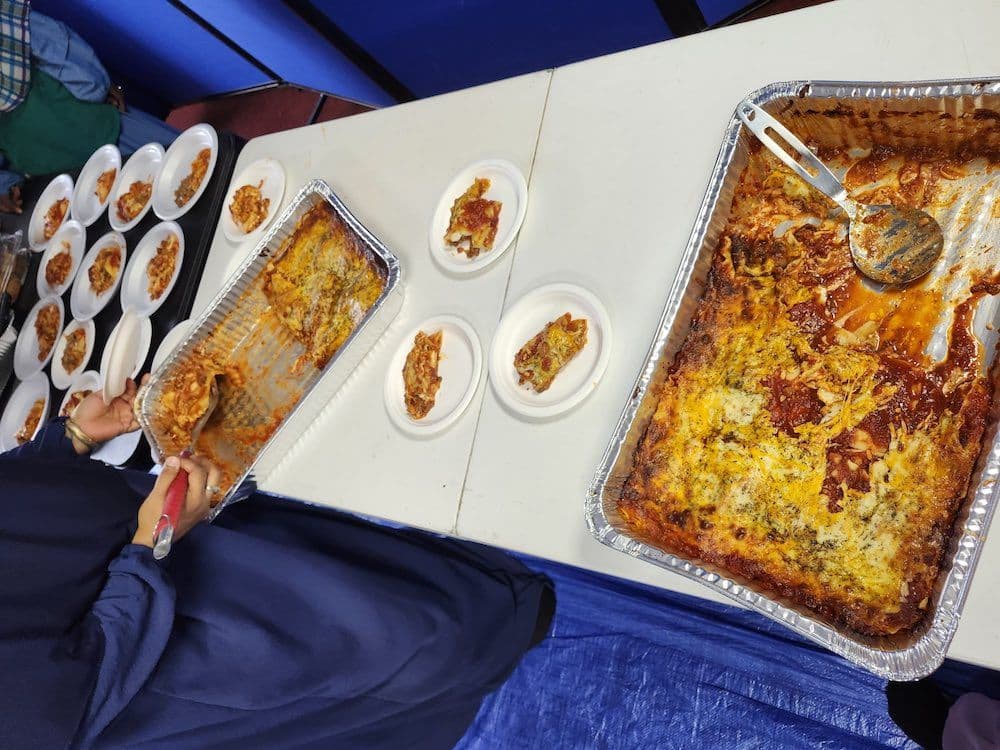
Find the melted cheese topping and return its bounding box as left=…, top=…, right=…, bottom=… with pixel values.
left=514, top=312, right=588, bottom=393
left=261, top=202, right=385, bottom=371
left=620, top=149, right=991, bottom=636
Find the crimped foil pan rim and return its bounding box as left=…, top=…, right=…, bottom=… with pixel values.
left=586, top=78, right=1000, bottom=679
left=137, top=179, right=401, bottom=520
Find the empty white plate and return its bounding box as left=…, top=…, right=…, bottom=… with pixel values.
left=59, top=369, right=101, bottom=417
left=221, top=157, right=285, bottom=244
left=36, top=219, right=86, bottom=298
left=28, top=174, right=74, bottom=252
left=489, top=283, right=612, bottom=420
left=109, top=142, right=164, bottom=232
left=384, top=315, right=483, bottom=437
left=151, top=318, right=195, bottom=372
left=120, top=222, right=185, bottom=316
left=50, top=318, right=96, bottom=390
left=72, top=144, right=121, bottom=226
left=13, top=295, right=64, bottom=380
left=101, top=310, right=151, bottom=402
left=71, top=231, right=127, bottom=321
left=153, top=123, right=218, bottom=220
left=429, top=158, right=528, bottom=276
left=0, top=372, right=50, bottom=450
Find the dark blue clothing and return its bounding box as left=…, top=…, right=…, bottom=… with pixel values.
left=1, top=420, right=550, bottom=749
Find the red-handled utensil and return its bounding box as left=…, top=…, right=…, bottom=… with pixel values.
left=152, top=450, right=191, bottom=559
left=150, top=379, right=219, bottom=559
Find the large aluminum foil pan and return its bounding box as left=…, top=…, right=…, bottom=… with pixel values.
left=137, top=179, right=403, bottom=520
left=586, top=79, right=1000, bottom=679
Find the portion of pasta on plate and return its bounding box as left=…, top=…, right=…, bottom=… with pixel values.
left=444, top=177, right=501, bottom=258
left=147, top=233, right=180, bottom=301
left=403, top=330, right=443, bottom=419
left=89, top=244, right=122, bottom=295
left=116, top=180, right=152, bottom=223
left=514, top=313, right=588, bottom=393
left=34, top=303, right=60, bottom=362
left=229, top=181, right=269, bottom=234
left=15, top=399, right=45, bottom=445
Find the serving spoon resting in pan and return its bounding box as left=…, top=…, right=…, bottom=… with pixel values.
left=737, top=101, right=944, bottom=285
left=151, top=378, right=219, bottom=560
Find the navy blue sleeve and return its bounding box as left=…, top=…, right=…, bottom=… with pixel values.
left=0, top=418, right=84, bottom=461
left=74, top=544, right=176, bottom=747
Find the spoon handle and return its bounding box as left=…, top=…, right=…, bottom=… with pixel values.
left=736, top=101, right=854, bottom=217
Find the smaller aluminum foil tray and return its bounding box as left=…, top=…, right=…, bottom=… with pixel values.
left=137, top=179, right=403, bottom=520
left=586, top=79, right=1000, bottom=679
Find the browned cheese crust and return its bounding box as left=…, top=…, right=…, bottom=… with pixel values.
left=619, top=146, right=993, bottom=636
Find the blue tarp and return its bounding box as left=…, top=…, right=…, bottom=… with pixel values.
left=455, top=556, right=993, bottom=749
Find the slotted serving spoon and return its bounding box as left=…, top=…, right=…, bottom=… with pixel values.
left=151, top=379, right=219, bottom=559
left=737, top=101, right=944, bottom=285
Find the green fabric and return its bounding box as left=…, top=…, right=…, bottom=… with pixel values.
left=0, top=66, right=119, bottom=175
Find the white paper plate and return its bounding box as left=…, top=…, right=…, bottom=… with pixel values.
left=221, top=158, right=285, bottom=244
left=108, top=142, right=164, bottom=232
left=58, top=369, right=101, bottom=417
left=384, top=315, right=483, bottom=437
left=27, top=174, right=74, bottom=252
left=152, top=123, right=218, bottom=220
left=151, top=319, right=195, bottom=372
left=101, top=310, right=151, bottom=402
left=50, top=318, right=96, bottom=390
left=0, top=372, right=50, bottom=451
left=71, top=231, right=127, bottom=321
left=72, top=144, right=121, bottom=226
left=489, top=283, right=612, bottom=420
left=120, top=222, right=184, bottom=316
left=13, top=295, right=64, bottom=380
left=35, top=219, right=85, bottom=298
left=91, top=422, right=143, bottom=466
left=429, top=159, right=528, bottom=276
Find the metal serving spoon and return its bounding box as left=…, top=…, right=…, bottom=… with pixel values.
left=152, top=378, right=219, bottom=559
left=737, top=101, right=943, bottom=285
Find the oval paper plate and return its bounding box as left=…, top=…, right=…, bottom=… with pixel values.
left=429, top=158, right=528, bottom=276
left=109, top=142, right=164, bottom=232
left=36, top=219, right=86, bottom=298
left=28, top=174, right=74, bottom=252
left=101, top=310, right=151, bottom=402
left=384, top=315, right=483, bottom=437
left=0, top=372, right=50, bottom=450
left=59, top=369, right=101, bottom=417
left=71, top=231, right=127, bottom=321
left=489, top=283, right=612, bottom=420
left=13, top=295, right=64, bottom=380
left=120, top=222, right=185, bottom=316
left=72, top=144, right=121, bottom=226
left=50, top=318, right=96, bottom=390
left=220, top=157, right=286, bottom=244
left=153, top=123, right=219, bottom=221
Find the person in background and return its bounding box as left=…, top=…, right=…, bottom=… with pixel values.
left=0, top=384, right=555, bottom=748
left=0, top=2, right=178, bottom=214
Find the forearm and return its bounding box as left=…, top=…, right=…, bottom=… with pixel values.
left=0, top=418, right=89, bottom=461
left=76, top=544, right=176, bottom=746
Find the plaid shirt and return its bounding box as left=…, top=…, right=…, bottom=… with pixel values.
left=0, top=0, right=29, bottom=112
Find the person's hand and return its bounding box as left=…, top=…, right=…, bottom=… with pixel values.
left=133, top=455, right=219, bottom=548
left=0, top=185, right=22, bottom=214
left=68, top=378, right=143, bottom=452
